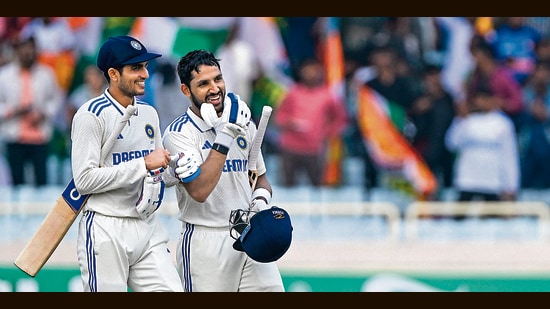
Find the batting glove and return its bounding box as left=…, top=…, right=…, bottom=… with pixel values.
left=201, top=93, right=251, bottom=129
left=173, top=152, right=201, bottom=183
left=221, top=93, right=251, bottom=128
left=135, top=171, right=165, bottom=219
left=249, top=187, right=271, bottom=212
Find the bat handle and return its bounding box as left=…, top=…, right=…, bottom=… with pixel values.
left=249, top=170, right=258, bottom=191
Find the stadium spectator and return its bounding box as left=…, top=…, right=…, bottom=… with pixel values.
left=518, top=60, right=550, bottom=188
left=274, top=57, right=349, bottom=187
left=445, top=85, right=520, bottom=202
left=19, top=17, right=77, bottom=93
left=355, top=45, right=421, bottom=188
left=535, top=37, right=550, bottom=63
left=487, top=17, right=542, bottom=86
left=0, top=35, right=63, bottom=187
left=408, top=64, right=456, bottom=192
left=464, top=34, right=524, bottom=132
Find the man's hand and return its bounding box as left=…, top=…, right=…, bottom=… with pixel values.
left=172, top=152, right=201, bottom=183
left=221, top=93, right=251, bottom=128
left=210, top=94, right=251, bottom=153
left=144, top=148, right=171, bottom=170
left=249, top=188, right=271, bottom=212
left=201, top=93, right=251, bottom=129
left=135, top=172, right=165, bottom=219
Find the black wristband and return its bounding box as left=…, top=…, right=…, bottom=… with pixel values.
left=212, top=143, right=229, bottom=155
left=253, top=196, right=269, bottom=204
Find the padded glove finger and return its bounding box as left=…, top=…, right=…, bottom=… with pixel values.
left=174, top=152, right=201, bottom=183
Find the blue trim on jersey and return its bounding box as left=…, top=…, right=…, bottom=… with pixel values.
left=135, top=98, right=152, bottom=106
left=182, top=223, right=194, bottom=292
left=87, top=96, right=110, bottom=116
left=84, top=211, right=98, bottom=292
left=168, top=112, right=204, bottom=133
left=87, top=95, right=125, bottom=117
left=227, top=93, right=238, bottom=123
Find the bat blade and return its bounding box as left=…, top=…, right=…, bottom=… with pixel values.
left=13, top=105, right=136, bottom=277
left=14, top=180, right=89, bottom=277
left=248, top=106, right=272, bottom=190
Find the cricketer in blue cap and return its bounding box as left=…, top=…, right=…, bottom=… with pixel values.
left=232, top=206, right=293, bottom=263
left=97, top=35, right=161, bottom=73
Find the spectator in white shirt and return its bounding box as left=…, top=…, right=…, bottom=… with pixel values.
left=445, top=85, right=520, bottom=202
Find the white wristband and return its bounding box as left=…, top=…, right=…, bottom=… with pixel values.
left=251, top=187, right=271, bottom=205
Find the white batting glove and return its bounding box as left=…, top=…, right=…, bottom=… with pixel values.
left=201, top=93, right=251, bottom=129
left=249, top=187, right=271, bottom=212
left=221, top=93, right=251, bottom=128
left=135, top=171, right=165, bottom=219
left=172, top=152, right=201, bottom=183
left=213, top=122, right=246, bottom=149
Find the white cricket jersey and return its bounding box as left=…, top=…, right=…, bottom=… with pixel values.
left=162, top=97, right=266, bottom=228
left=445, top=110, right=520, bottom=194
left=71, top=89, right=162, bottom=217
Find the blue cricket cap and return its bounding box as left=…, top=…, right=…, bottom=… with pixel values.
left=97, top=35, right=161, bottom=73
left=233, top=206, right=293, bottom=263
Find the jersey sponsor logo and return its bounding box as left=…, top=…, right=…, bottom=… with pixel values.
left=144, top=124, right=155, bottom=139
left=112, top=149, right=154, bottom=165
left=222, top=159, right=248, bottom=173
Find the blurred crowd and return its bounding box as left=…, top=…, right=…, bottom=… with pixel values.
left=1, top=17, right=550, bottom=203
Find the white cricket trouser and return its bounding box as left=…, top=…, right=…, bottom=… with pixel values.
left=77, top=211, right=183, bottom=292
left=176, top=223, right=284, bottom=292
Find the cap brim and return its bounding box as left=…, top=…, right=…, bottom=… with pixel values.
left=233, top=239, right=244, bottom=251
left=121, top=52, right=161, bottom=66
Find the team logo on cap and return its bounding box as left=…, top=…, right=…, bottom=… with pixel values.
left=131, top=40, right=142, bottom=50
left=273, top=209, right=285, bottom=219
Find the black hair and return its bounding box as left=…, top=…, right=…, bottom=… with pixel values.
left=423, top=63, right=442, bottom=76
left=469, top=34, right=496, bottom=59
left=292, top=57, right=321, bottom=82
left=177, top=49, right=221, bottom=87
left=473, top=81, right=494, bottom=97
left=13, top=34, right=35, bottom=48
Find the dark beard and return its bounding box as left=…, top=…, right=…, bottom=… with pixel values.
left=190, top=90, right=225, bottom=116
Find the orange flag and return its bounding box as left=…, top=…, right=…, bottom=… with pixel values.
left=356, top=85, right=438, bottom=198
left=319, top=17, right=346, bottom=186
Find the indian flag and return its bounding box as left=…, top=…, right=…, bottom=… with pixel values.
left=319, top=17, right=346, bottom=187
left=130, top=17, right=229, bottom=62
left=357, top=85, right=437, bottom=198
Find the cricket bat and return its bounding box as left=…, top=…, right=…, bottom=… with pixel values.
left=248, top=105, right=272, bottom=190
left=14, top=105, right=137, bottom=277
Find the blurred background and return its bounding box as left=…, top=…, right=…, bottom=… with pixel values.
left=2, top=17, right=550, bottom=292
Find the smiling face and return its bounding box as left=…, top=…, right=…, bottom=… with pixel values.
left=107, top=61, right=151, bottom=106
left=181, top=64, right=226, bottom=118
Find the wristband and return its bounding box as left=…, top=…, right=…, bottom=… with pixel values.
left=251, top=187, right=271, bottom=205
left=212, top=143, right=229, bottom=155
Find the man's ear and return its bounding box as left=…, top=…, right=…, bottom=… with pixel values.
left=108, top=67, right=120, bottom=82
left=181, top=84, right=190, bottom=97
